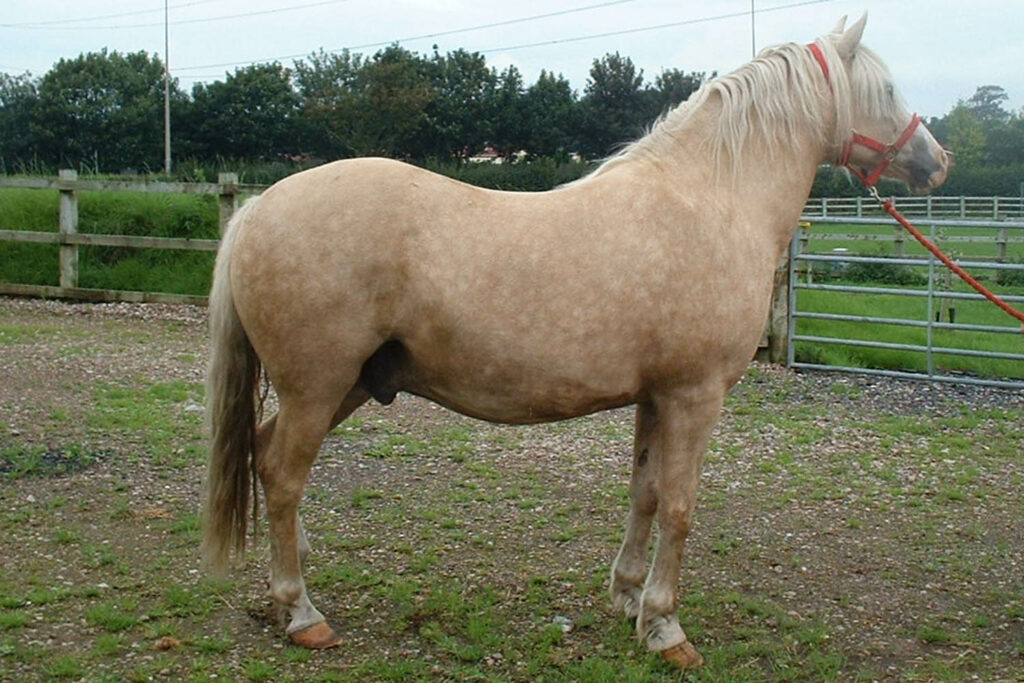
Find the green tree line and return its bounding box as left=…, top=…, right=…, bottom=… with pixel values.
left=0, top=46, right=706, bottom=175
left=1, top=46, right=1022, bottom=196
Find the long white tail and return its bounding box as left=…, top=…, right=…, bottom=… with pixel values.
left=201, top=198, right=263, bottom=572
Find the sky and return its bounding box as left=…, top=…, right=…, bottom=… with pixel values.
left=2, top=0, right=1022, bottom=120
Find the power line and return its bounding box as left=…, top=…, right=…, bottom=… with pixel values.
left=175, top=0, right=829, bottom=76
left=175, top=0, right=637, bottom=72
left=480, top=0, right=833, bottom=54
left=0, top=0, right=222, bottom=28
left=0, top=0, right=355, bottom=31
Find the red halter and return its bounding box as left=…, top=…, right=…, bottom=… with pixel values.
left=807, top=42, right=922, bottom=188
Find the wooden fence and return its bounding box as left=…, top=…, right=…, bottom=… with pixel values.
left=0, top=170, right=264, bottom=305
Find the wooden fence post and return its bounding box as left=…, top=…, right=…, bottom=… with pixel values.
left=58, top=169, right=79, bottom=289
left=893, top=225, right=904, bottom=258
left=766, top=256, right=791, bottom=364
left=218, top=173, right=239, bottom=236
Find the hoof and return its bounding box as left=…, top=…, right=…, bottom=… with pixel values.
left=661, top=640, right=703, bottom=669
left=289, top=621, right=341, bottom=649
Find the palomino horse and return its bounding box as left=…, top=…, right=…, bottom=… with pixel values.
left=203, top=15, right=948, bottom=668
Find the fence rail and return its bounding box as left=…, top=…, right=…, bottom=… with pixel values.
left=803, top=195, right=1024, bottom=220
left=784, top=218, right=1024, bottom=390
left=0, top=170, right=256, bottom=304
left=794, top=214, right=1024, bottom=262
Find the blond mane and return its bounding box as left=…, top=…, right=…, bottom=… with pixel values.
left=582, top=35, right=905, bottom=180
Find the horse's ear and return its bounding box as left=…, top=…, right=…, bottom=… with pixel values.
left=831, top=15, right=847, bottom=34
left=836, top=12, right=867, bottom=59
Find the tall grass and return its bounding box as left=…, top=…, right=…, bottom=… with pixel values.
left=795, top=279, right=1024, bottom=380
left=796, top=221, right=1024, bottom=379
left=0, top=187, right=218, bottom=294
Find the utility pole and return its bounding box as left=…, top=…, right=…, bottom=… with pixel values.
left=163, top=0, right=171, bottom=174
left=750, top=0, right=756, bottom=58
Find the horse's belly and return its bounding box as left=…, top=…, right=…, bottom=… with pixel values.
left=410, top=380, right=637, bottom=425
left=398, top=345, right=641, bottom=424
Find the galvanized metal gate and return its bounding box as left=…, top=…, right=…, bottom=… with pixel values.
left=786, top=214, right=1024, bottom=390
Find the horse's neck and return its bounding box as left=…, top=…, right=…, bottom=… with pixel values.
left=737, top=140, right=822, bottom=254
left=665, top=102, right=828, bottom=255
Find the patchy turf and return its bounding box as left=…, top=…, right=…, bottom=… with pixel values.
left=0, top=297, right=1022, bottom=682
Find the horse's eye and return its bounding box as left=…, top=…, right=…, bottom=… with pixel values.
left=885, top=84, right=895, bottom=98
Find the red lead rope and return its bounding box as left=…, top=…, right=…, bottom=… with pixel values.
left=877, top=196, right=1024, bottom=334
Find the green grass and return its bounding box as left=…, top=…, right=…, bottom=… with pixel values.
left=0, top=186, right=218, bottom=294
left=802, top=220, right=1024, bottom=261
left=85, top=600, right=141, bottom=632
left=0, top=444, right=108, bottom=481
left=794, top=223, right=1024, bottom=379
left=0, top=612, right=30, bottom=630
left=86, top=380, right=205, bottom=462
left=44, top=655, right=85, bottom=679
left=2, top=361, right=1022, bottom=680
left=794, top=282, right=1024, bottom=379
left=0, top=324, right=61, bottom=345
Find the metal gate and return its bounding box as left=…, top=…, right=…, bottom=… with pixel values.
left=786, top=214, right=1024, bottom=390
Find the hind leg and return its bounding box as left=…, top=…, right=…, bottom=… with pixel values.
left=258, top=387, right=369, bottom=648
left=256, top=389, right=369, bottom=573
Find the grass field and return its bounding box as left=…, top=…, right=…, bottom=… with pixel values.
left=795, top=221, right=1024, bottom=380
left=800, top=220, right=1024, bottom=262
left=0, top=187, right=218, bottom=294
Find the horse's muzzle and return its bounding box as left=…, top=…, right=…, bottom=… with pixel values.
left=907, top=144, right=949, bottom=195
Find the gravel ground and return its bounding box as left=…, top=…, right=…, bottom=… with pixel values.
left=1, top=295, right=1022, bottom=681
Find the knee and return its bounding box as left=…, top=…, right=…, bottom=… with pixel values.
left=269, top=578, right=303, bottom=607
left=632, top=485, right=658, bottom=517
left=657, top=502, right=694, bottom=542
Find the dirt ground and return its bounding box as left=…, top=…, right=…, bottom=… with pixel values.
left=0, top=296, right=1022, bottom=682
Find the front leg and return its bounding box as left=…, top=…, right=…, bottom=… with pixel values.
left=636, top=389, right=724, bottom=669
left=610, top=402, right=659, bottom=620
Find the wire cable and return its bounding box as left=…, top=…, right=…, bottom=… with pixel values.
left=481, top=0, right=832, bottom=53
left=175, top=0, right=638, bottom=72
left=1, top=0, right=355, bottom=31
left=0, top=0, right=222, bottom=28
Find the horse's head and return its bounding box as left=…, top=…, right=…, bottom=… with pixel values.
left=817, top=14, right=949, bottom=195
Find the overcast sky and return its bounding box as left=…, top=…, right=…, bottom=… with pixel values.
left=2, top=0, right=1022, bottom=119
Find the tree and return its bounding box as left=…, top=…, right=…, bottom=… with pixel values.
left=944, top=103, right=986, bottom=168
left=965, top=85, right=1010, bottom=124
left=355, top=46, right=435, bottom=158
left=31, top=50, right=175, bottom=172
left=424, top=49, right=496, bottom=158
left=487, top=65, right=527, bottom=159
left=0, top=72, right=40, bottom=170
left=579, top=53, right=647, bottom=158
left=645, top=69, right=709, bottom=119
left=521, top=70, right=579, bottom=159
left=183, top=63, right=302, bottom=161
left=293, top=49, right=365, bottom=159
left=984, top=117, right=1024, bottom=166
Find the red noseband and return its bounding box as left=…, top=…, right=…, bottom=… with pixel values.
left=807, top=42, right=922, bottom=188
left=839, top=114, right=922, bottom=188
